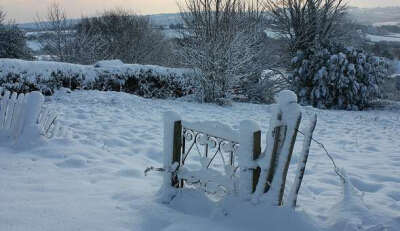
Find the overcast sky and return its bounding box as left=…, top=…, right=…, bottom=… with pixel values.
left=1, top=0, right=400, bottom=23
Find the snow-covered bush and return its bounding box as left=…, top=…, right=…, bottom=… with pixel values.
left=0, top=59, right=195, bottom=98
left=290, top=45, right=388, bottom=110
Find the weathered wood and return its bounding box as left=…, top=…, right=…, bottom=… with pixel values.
left=289, top=114, right=317, bottom=208
left=0, top=91, right=11, bottom=128
left=43, top=113, right=58, bottom=135
left=252, top=130, right=262, bottom=193
left=181, top=130, right=186, bottom=165
left=172, top=120, right=182, bottom=188
left=277, top=113, right=302, bottom=206
left=264, top=112, right=284, bottom=193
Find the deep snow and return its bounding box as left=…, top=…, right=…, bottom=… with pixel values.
left=0, top=90, right=399, bottom=231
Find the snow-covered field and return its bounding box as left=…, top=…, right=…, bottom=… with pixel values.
left=366, top=33, right=400, bottom=43
left=0, top=90, right=399, bottom=231
left=373, top=22, right=400, bottom=27
left=26, top=40, right=42, bottom=52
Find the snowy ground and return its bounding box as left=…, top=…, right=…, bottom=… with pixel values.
left=0, top=90, right=399, bottom=231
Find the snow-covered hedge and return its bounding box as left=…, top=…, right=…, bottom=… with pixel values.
left=290, top=47, right=388, bottom=110
left=0, top=59, right=195, bottom=98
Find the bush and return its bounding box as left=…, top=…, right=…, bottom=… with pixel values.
left=235, top=69, right=289, bottom=104
left=290, top=45, right=388, bottom=110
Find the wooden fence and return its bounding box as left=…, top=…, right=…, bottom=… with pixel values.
left=0, top=88, right=57, bottom=140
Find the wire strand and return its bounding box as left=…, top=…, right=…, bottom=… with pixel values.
left=296, top=128, right=346, bottom=183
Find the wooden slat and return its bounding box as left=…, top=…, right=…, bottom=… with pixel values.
left=12, top=93, right=25, bottom=137
left=277, top=113, right=302, bottom=206
left=264, top=112, right=284, bottom=193
left=252, top=130, right=262, bottom=193
left=43, top=113, right=58, bottom=136
left=172, top=121, right=182, bottom=188
left=5, top=92, right=17, bottom=130
left=39, top=108, right=49, bottom=128
left=0, top=91, right=11, bottom=129
left=288, top=114, right=318, bottom=208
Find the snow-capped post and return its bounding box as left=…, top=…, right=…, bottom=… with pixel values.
left=19, top=92, right=44, bottom=140
left=268, top=90, right=302, bottom=206
left=288, top=114, right=318, bottom=208
left=162, top=111, right=182, bottom=191
left=12, top=93, right=26, bottom=137
left=252, top=104, right=283, bottom=201
left=239, top=120, right=261, bottom=200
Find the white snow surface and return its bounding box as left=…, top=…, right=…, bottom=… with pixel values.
left=0, top=90, right=399, bottom=231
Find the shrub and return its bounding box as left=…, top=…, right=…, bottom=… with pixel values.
left=290, top=45, right=388, bottom=110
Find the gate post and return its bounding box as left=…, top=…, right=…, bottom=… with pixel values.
left=162, top=111, right=182, bottom=189
left=252, top=130, right=262, bottom=193
left=239, top=120, right=261, bottom=200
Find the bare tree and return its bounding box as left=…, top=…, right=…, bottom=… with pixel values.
left=266, top=0, right=348, bottom=55
left=177, top=0, right=270, bottom=103
left=36, top=2, right=73, bottom=62
left=0, top=8, right=6, bottom=25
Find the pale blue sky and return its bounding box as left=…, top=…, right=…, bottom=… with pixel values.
left=1, top=0, right=400, bottom=23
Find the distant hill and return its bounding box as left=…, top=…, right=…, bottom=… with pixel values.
left=348, top=7, right=400, bottom=26
left=19, top=7, right=400, bottom=31
left=148, top=13, right=182, bottom=27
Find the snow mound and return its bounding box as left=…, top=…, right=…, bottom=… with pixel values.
left=327, top=171, right=385, bottom=231
left=167, top=191, right=319, bottom=231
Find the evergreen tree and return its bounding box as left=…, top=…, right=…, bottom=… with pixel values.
left=0, top=9, right=31, bottom=59
left=290, top=44, right=388, bottom=110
